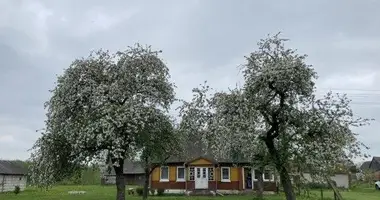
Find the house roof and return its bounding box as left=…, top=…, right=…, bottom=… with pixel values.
left=104, top=160, right=145, bottom=175
left=369, top=156, right=380, bottom=171
left=360, top=161, right=371, bottom=170
left=156, top=153, right=249, bottom=165
left=123, top=161, right=145, bottom=174
left=0, top=160, right=27, bottom=175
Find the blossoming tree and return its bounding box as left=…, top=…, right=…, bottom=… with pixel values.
left=179, top=34, right=370, bottom=200
left=30, top=45, right=176, bottom=200
left=136, top=109, right=181, bottom=200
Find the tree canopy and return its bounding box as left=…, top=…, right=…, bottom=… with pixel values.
left=30, top=44, right=176, bottom=200
left=178, top=34, right=371, bottom=200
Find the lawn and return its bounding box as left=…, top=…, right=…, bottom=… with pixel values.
left=0, top=185, right=378, bottom=200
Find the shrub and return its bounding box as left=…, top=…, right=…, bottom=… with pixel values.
left=135, top=187, right=144, bottom=196
left=305, top=182, right=329, bottom=189
left=150, top=188, right=156, bottom=195
left=14, top=186, right=20, bottom=195
left=157, top=188, right=165, bottom=196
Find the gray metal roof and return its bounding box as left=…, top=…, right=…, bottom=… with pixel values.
left=360, top=161, right=371, bottom=170
left=123, top=160, right=145, bottom=174
left=0, top=160, right=27, bottom=175
left=104, top=160, right=145, bottom=175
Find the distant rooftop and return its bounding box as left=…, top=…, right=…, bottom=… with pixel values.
left=0, top=160, right=27, bottom=175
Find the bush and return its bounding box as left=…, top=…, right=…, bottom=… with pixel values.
left=150, top=188, right=156, bottom=195
left=306, top=182, right=329, bottom=189
left=157, top=188, right=165, bottom=196
left=14, top=186, right=20, bottom=195
left=305, top=180, right=337, bottom=190
left=135, top=187, right=144, bottom=196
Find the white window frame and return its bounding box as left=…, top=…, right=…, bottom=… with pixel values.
left=160, top=166, right=169, bottom=182
left=221, top=167, right=231, bottom=182
left=253, top=169, right=275, bottom=181
left=263, top=170, right=274, bottom=181
left=176, top=166, right=186, bottom=182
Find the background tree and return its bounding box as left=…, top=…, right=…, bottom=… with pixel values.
left=239, top=33, right=370, bottom=200
left=136, top=109, right=181, bottom=200
left=178, top=83, right=214, bottom=157
left=178, top=34, right=370, bottom=200
left=179, top=85, right=271, bottom=198
left=30, top=44, right=175, bottom=200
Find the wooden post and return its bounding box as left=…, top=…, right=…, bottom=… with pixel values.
left=320, top=188, right=323, bottom=200
left=1, top=175, right=4, bottom=192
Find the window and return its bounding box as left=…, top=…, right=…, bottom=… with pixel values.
left=208, top=168, right=214, bottom=181
left=160, top=166, right=169, bottom=182
left=189, top=167, right=195, bottom=181
left=202, top=168, right=207, bottom=178
left=253, top=169, right=274, bottom=181
left=263, top=170, right=273, bottom=181
left=177, top=167, right=185, bottom=182
left=221, top=167, right=230, bottom=182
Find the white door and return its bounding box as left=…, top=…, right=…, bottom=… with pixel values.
left=195, top=167, right=208, bottom=189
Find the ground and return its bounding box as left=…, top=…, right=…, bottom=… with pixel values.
left=0, top=185, right=378, bottom=200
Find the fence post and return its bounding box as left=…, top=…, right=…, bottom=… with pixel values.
left=320, top=188, right=323, bottom=200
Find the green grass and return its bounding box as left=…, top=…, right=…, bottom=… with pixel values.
left=0, top=185, right=379, bottom=200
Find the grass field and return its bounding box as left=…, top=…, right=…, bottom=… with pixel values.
left=0, top=185, right=378, bottom=200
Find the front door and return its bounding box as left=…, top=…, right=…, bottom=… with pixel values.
left=244, top=167, right=253, bottom=189
left=195, top=167, right=208, bottom=189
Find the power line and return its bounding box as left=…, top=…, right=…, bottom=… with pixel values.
left=317, top=88, right=380, bottom=92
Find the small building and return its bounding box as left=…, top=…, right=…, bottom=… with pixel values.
left=368, top=157, right=380, bottom=180
left=149, top=155, right=277, bottom=194
left=101, top=160, right=145, bottom=186
left=356, top=160, right=372, bottom=180
left=0, top=160, right=27, bottom=192
left=301, top=172, right=350, bottom=189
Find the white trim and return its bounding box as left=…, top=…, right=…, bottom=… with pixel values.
left=242, top=166, right=254, bottom=190
left=160, top=166, right=169, bottom=182
left=253, top=169, right=275, bottom=181
left=242, top=167, right=245, bottom=189
left=176, top=166, right=186, bottom=182
left=263, top=170, right=275, bottom=181
left=221, top=167, right=231, bottom=182
left=253, top=169, right=258, bottom=181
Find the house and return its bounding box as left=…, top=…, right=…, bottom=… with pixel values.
left=356, top=160, right=372, bottom=180
left=368, top=157, right=380, bottom=180
left=149, top=156, right=278, bottom=194
left=301, top=172, right=350, bottom=189
left=101, top=160, right=145, bottom=186
left=0, top=160, right=27, bottom=192
left=360, top=161, right=371, bottom=172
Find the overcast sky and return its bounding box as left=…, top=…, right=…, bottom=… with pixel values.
left=0, top=0, right=379, bottom=163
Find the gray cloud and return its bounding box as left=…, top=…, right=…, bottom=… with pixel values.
left=0, top=0, right=379, bottom=161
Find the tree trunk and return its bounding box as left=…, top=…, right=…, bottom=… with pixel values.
left=114, top=159, right=126, bottom=200
left=143, top=167, right=150, bottom=200
left=279, top=167, right=295, bottom=200
left=256, top=168, right=264, bottom=199
left=265, top=138, right=296, bottom=200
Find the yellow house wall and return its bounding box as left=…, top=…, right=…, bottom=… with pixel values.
left=152, top=165, right=241, bottom=182
left=151, top=166, right=178, bottom=182
left=151, top=167, right=160, bottom=181
left=169, top=166, right=176, bottom=181
left=215, top=166, right=239, bottom=181
left=189, top=158, right=213, bottom=165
